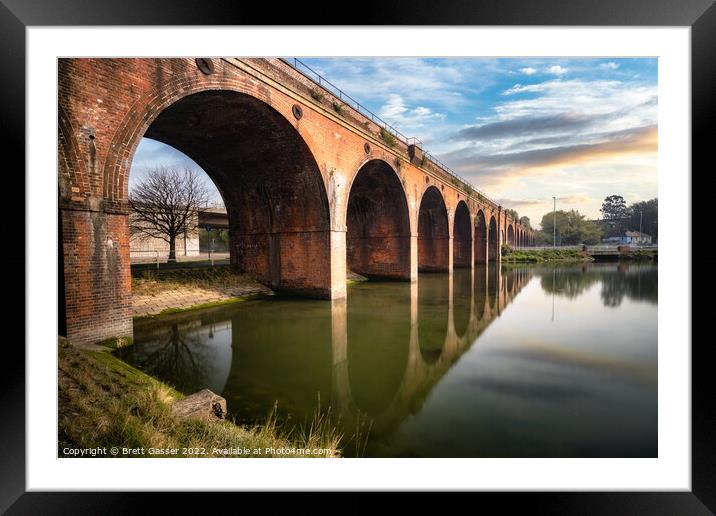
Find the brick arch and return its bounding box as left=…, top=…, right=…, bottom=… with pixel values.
left=346, top=158, right=411, bottom=280
left=507, top=224, right=515, bottom=246
left=102, top=64, right=327, bottom=205
left=138, top=89, right=332, bottom=297
left=417, top=185, right=450, bottom=273
left=453, top=200, right=472, bottom=268
left=488, top=215, right=499, bottom=262
left=474, top=209, right=488, bottom=264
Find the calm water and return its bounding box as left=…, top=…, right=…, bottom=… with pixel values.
left=118, top=263, right=658, bottom=457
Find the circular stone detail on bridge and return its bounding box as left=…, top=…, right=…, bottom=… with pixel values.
left=364, top=142, right=371, bottom=154
left=195, top=58, right=215, bottom=75
left=292, top=104, right=303, bottom=120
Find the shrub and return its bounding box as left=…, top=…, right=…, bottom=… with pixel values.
left=380, top=128, right=396, bottom=147
left=310, top=89, right=324, bottom=102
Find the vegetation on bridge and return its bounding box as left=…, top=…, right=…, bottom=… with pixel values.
left=58, top=338, right=342, bottom=458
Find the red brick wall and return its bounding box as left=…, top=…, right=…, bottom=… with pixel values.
left=60, top=207, right=132, bottom=344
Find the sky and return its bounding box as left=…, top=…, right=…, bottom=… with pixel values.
left=131, top=57, right=657, bottom=229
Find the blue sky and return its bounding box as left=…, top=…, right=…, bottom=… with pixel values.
left=131, top=57, right=657, bottom=228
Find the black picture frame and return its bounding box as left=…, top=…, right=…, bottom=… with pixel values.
left=3, top=0, right=712, bottom=511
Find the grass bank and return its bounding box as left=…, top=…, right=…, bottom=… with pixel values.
left=501, top=247, right=592, bottom=263
left=619, top=249, right=658, bottom=261
left=58, top=338, right=341, bottom=458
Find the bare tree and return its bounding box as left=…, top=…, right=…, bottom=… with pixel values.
left=129, top=166, right=210, bottom=261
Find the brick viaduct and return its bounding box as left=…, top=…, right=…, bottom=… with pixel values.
left=58, top=58, right=535, bottom=346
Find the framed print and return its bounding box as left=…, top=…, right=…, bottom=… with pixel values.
left=5, top=0, right=714, bottom=511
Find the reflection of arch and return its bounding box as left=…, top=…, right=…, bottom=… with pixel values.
left=346, top=159, right=411, bottom=280
left=474, top=209, right=487, bottom=264
left=347, top=282, right=411, bottom=415
left=124, top=319, right=233, bottom=396
left=488, top=216, right=498, bottom=262
left=488, top=262, right=499, bottom=309
left=418, top=273, right=449, bottom=363
left=453, top=200, right=472, bottom=268
left=121, top=89, right=332, bottom=297
left=474, top=265, right=488, bottom=321
left=452, top=268, right=472, bottom=338
left=418, top=186, right=449, bottom=272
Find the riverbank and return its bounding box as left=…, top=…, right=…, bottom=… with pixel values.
left=501, top=246, right=658, bottom=263
left=501, top=247, right=592, bottom=263
left=132, top=266, right=369, bottom=319
left=132, top=267, right=273, bottom=318
left=58, top=338, right=341, bottom=458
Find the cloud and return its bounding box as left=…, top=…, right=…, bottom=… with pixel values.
left=559, top=194, right=593, bottom=205
left=519, top=67, right=537, bottom=75
left=546, top=65, right=568, bottom=75
left=442, top=124, right=657, bottom=184
left=600, top=62, right=620, bottom=70
left=454, top=113, right=592, bottom=141
left=377, top=93, right=445, bottom=131
left=495, top=198, right=545, bottom=208
left=300, top=57, right=496, bottom=112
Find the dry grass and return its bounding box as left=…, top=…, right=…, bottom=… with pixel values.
left=58, top=340, right=341, bottom=458
left=131, top=267, right=271, bottom=296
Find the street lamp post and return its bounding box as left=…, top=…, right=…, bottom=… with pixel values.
left=639, top=209, right=643, bottom=244
left=553, top=196, right=557, bottom=248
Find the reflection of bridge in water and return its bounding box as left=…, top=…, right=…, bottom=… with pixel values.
left=121, top=261, right=657, bottom=456
left=124, top=264, right=534, bottom=442
left=331, top=264, right=532, bottom=435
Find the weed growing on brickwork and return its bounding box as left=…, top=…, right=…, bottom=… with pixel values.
left=379, top=128, right=396, bottom=148
left=310, top=89, right=325, bottom=102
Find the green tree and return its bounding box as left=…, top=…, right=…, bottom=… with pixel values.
left=540, top=209, right=602, bottom=245
left=519, top=216, right=532, bottom=229
left=600, top=195, right=631, bottom=237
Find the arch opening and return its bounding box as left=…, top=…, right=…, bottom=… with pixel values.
left=474, top=210, right=487, bottom=264
left=488, top=216, right=499, bottom=262
left=418, top=186, right=449, bottom=272
left=507, top=225, right=515, bottom=247
left=141, top=90, right=332, bottom=297
left=346, top=160, right=411, bottom=280
left=453, top=201, right=472, bottom=269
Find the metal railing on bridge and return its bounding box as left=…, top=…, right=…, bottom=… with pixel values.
left=281, top=57, right=500, bottom=208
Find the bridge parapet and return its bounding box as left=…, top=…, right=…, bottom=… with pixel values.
left=241, top=58, right=507, bottom=215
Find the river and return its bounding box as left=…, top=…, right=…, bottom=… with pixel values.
left=118, top=262, right=657, bottom=457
